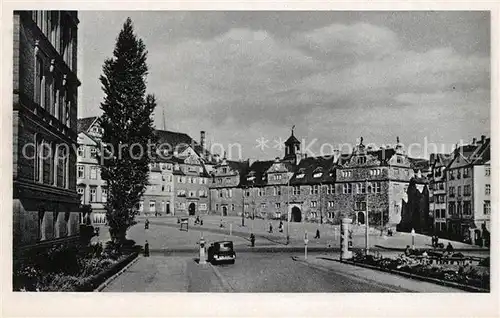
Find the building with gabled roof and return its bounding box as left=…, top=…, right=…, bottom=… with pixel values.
left=445, top=135, right=490, bottom=245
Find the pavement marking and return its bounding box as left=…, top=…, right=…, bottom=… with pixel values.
left=209, top=263, right=235, bottom=292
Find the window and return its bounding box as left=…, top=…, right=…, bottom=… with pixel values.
left=90, top=187, right=97, bottom=202
left=370, top=169, right=381, bottom=176
left=77, top=187, right=84, bottom=204
left=448, top=202, right=456, bottom=215
left=356, top=182, right=366, bottom=194
left=244, top=204, right=249, bottom=211
left=484, top=201, right=490, bottom=215
left=216, top=204, right=219, bottom=211
left=219, top=190, right=223, bottom=198
left=342, top=170, right=352, bottom=178
left=463, top=201, right=472, bottom=215
left=90, top=147, right=97, bottom=159
left=35, top=56, right=44, bottom=107
left=326, top=184, right=335, bottom=194
left=464, top=185, right=471, bottom=196
left=189, top=191, right=195, bottom=197
left=90, top=166, right=97, bottom=179
left=463, top=167, right=470, bottom=178
left=296, top=173, right=305, bottom=179
left=222, top=167, right=227, bottom=174
left=355, top=201, right=366, bottom=211
left=231, top=204, right=235, bottom=211
left=78, top=146, right=84, bottom=157
left=148, top=200, right=156, bottom=212
left=327, top=212, right=334, bottom=218
left=343, top=183, right=352, bottom=194
left=311, top=185, right=319, bottom=195
left=177, top=190, right=186, bottom=197
left=138, top=201, right=144, bottom=212
left=101, top=188, right=107, bottom=203
left=449, top=170, right=454, bottom=180
left=439, top=182, right=445, bottom=190
left=457, top=186, right=462, bottom=197
left=77, top=165, right=84, bottom=178
left=275, top=203, right=281, bottom=209
left=372, top=182, right=381, bottom=193
left=178, top=177, right=184, bottom=183
left=449, top=186, right=455, bottom=197
left=485, top=167, right=491, bottom=176
left=394, top=168, right=400, bottom=175
left=457, top=168, right=461, bottom=179
left=260, top=203, right=266, bottom=210
left=357, top=156, right=366, bottom=164
left=228, top=189, right=232, bottom=198
left=485, top=184, right=491, bottom=195
left=293, top=186, right=301, bottom=195
left=328, top=201, right=334, bottom=208
left=199, top=204, right=207, bottom=211
left=310, top=201, right=317, bottom=208
left=397, top=156, right=403, bottom=164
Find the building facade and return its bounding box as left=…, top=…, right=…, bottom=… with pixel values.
left=207, top=132, right=430, bottom=233
left=13, top=11, right=81, bottom=248
left=446, top=136, right=490, bottom=244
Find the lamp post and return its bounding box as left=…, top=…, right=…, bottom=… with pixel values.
left=286, top=178, right=290, bottom=245
left=411, top=228, right=415, bottom=249
left=241, top=186, right=245, bottom=227
left=365, top=179, right=369, bottom=255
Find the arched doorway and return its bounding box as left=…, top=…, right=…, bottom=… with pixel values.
left=222, top=206, right=228, bottom=216
left=291, top=207, right=302, bottom=222
left=188, top=203, right=196, bottom=216
left=357, top=212, right=365, bottom=225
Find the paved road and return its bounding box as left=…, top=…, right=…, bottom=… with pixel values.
left=103, top=252, right=463, bottom=293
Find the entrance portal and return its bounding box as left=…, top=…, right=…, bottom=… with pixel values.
left=222, top=206, right=228, bottom=216
left=357, top=212, right=365, bottom=225
left=291, top=206, right=302, bottom=222
left=188, top=203, right=196, bottom=216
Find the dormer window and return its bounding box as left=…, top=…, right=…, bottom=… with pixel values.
left=296, top=174, right=305, bottom=179
left=247, top=176, right=256, bottom=181
left=357, top=156, right=366, bottom=164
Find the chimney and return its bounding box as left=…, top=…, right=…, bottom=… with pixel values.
left=472, top=137, right=477, bottom=145
left=481, top=135, right=486, bottom=144
left=275, top=157, right=280, bottom=163
left=200, top=131, right=206, bottom=149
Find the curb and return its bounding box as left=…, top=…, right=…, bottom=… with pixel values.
left=94, top=254, right=140, bottom=292
left=320, top=257, right=489, bottom=293
left=375, top=245, right=490, bottom=253
left=209, top=263, right=234, bottom=292
left=150, top=246, right=341, bottom=254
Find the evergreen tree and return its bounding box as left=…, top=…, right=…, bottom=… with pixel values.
left=98, top=17, right=157, bottom=244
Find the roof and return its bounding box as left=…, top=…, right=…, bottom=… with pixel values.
left=77, top=116, right=98, bottom=133
left=471, top=138, right=490, bottom=165
left=367, top=148, right=396, bottom=165
left=408, top=158, right=430, bottom=171
left=240, top=160, right=275, bottom=187
left=285, top=134, right=300, bottom=145
left=290, top=156, right=336, bottom=185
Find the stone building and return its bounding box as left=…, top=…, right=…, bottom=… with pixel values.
left=13, top=11, right=81, bottom=249
left=446, top=136, right=490, bottom=244
left=76, top=116, right=107, bottom=224
left=209, top=157, right=249, bottom=217
left=429, top=153, right=453, bottom=235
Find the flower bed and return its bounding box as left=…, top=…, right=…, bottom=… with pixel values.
left=14, top=241, right=139, bottom=292
left=350, top=250, right=490, bottom=291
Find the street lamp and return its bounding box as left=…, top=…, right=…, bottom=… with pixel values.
left=365, top=179, right=369, bottom=255
left=286, top=177, right=290, bottom=245
left=411, top=228, right=415, bottom=249
left=241, top=186, right=246, bottom=227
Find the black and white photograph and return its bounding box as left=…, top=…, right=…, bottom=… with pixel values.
left=4, top=4, right=499, bottom=317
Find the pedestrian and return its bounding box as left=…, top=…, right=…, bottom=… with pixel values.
left=200, top=218, right=203, bottom=226
left=269, top=222, right=273, bottom=233
left=145, top=218, right=149, bottom=230
left=250, top=233, right=255, bottom=247
left=279, top=220, right=283, bottom=232
left=446, top=242, right=454, bottom=253
left=144, top=240, right=150, bottom=257
left=404, top=245, right=411, bottom=256
left=314, top=229, right=320, bottom=239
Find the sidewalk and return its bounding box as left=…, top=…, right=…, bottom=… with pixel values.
left=301, top=255, right=465, bottom=293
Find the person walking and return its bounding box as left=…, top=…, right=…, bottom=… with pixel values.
left=250, top=233, right=255, bottom=247
left=279, top=221, right=283, bottom=233
left=314, top=229, right=320, bottom=239
left=145, top=218, right=149, bottom=230
left=144, top=240, right=150, bottom=257
left=269, top=222, right=273, bottom=233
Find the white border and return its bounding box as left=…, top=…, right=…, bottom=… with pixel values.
left=1, top=2, right=499, bottom=317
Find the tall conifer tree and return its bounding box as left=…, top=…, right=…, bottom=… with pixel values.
left=98, top=18, right=157, bottom=243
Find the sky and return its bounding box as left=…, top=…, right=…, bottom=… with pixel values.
left=78, top=11, right=490, bottom=160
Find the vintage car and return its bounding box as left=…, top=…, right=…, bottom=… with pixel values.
left=207, top=241, right=236, bottom=264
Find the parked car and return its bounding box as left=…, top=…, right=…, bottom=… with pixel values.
left=208, top=241, right=236, bottom=265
